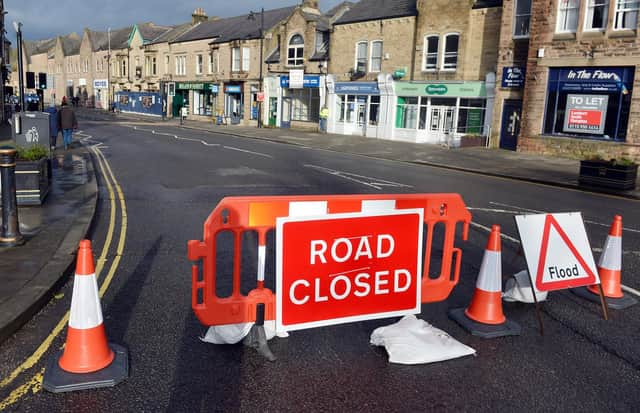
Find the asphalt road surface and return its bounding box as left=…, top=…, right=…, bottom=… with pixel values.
left=1, top=119, right=638, bottom=412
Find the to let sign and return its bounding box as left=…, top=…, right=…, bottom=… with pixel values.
left=276, top=210, right=423, bottom=333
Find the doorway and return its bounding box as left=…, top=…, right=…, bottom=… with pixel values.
left=429, top=106, right=455, bottom=143
left=281, top=97, right=291, bottom=128
left=500, top=100, right=522, bottom=151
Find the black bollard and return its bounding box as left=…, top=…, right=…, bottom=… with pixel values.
left=0, top=146, right=25, bottom=247
left=243, top=303, right=276, bottom=361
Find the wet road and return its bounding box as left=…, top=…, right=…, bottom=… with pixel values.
left=1, top=120, right=639, bottom=411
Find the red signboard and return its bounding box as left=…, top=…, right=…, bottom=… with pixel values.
left=276, top=210, right=423, bottom=332
left=568, top=109, right=602, bottom=127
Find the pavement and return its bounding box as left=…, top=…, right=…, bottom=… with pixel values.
left=0, top=108, right=638, bottom=344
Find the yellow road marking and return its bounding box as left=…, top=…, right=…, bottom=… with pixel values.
left=0, top=145, right=127, bottom=409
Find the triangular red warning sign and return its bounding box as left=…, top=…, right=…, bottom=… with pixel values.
left=535, top=215, right=598, bottom=292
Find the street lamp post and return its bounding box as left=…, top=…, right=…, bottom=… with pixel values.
left=107, top=27, right=111, bottom=112
left=249, top=8, right=264, bottom=128
left=13, top=21, right=24, bottom=112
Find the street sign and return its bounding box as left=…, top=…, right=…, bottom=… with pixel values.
left=276, top=209, right=424, bottom=333
left=515, top=213, right=599, bottom=292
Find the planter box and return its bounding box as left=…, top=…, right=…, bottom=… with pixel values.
left=15, top=158, right=51, bottom=205
left=579, top=160, right=638, bottom=191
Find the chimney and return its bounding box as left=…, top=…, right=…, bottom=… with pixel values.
left=192, top=8, right=208, bottom=25
left=302, top=0, right=320, bottom=14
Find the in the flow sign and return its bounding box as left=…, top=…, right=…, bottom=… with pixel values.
left=275, top=209, right=423, bottom=333
left=515, top=213, right=599, bottom=292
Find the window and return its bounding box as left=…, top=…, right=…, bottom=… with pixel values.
left=514, top=0, right=532, bottom=37
left=175, top=55, right=186, bottom=76
left=615, top=0, right=640, bottom=29
left=242, top=47, right=250, bottom=71
left=585, top=0, right=610, bottom=30
left=424, top=35, right=439, bottom=71
left=121, top=59, right=127, bottom=77
left=355, top=41, right=367, bottom=73
left=208, top=53, right=213, bottom=73
left=396, top=97, right=419, bottom=129
left=284, top=88, right=320, bottom=121
left=165, top=55, right=170, bottom=74
left=210, top=50, right=219, bottom=73
left=152, top=57, right=157, bottom=76
left=288, top=34, right=304, bottom=66
left=442, top=33, right=459, bottom=71
left=196, top=54, right=203, bottom=74
left=370, top=41, right=383, bottom=72
left=145, top=56, right=157, bottom=76
left=232, top=47, right=241, bottom=71
left=557, top=0, right=579, bottom=32
left=315, top=31, right=329, bottom=53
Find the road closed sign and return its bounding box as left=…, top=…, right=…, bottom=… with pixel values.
left=515, top=213, right=600, bottom=292
left=275, top=209, right=423, bottom=332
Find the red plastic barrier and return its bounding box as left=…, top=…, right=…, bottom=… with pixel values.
left=188, top=194, right=471, bottom=327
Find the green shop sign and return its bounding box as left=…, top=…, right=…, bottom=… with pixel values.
left=395, top=81, right=487, bottom=97
left=176, top=82, right=213, bottom=91
left=393, top=68, right=406, bottom=79
left=426, top=84, right=448, bottom=95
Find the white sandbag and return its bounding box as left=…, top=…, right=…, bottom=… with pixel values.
left=503, top=270, right=548, bottom=303
left=370, top=315, right=475, bottom=364
left=200, top=320, right=287, bottom=344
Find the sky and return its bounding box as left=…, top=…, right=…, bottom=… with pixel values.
left=6, top=0, right=347, bottom=41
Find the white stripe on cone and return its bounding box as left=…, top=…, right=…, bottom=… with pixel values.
left=68, top=273, right=104, bottom=330
left=598, top=236, right=622, bottom=270
left=475, top=251, right=502, bottom=292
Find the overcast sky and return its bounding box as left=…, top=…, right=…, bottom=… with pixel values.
left=6, top=0, right=347, bottom=41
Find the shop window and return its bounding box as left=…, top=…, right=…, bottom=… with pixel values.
left=418, top=97, right=429, bottom=129
left=614, top=0, right=640, bottom=29
left=242, top=47, right=250, bottom=72
left=285, top=88, right=319, bottom=122
left=288, top=34, right=304, bottom=66
left=232, top=47, right=241, bottom=72
left=585, top=0, right=609, bottom=30
left=514, top=0, right=532, bottom=38
left=370, top=41, right=383, bottom=73
left=396, top=97, right=419, bottom=129
left=424, top=35, right=439, bottom=71
left=369, top=96, right=380, bottom=125
left=442, top=34, right=459, bottom=71
left=355, top=41, right=367, bottom=73
left=557, top=0, right=579, bottom=33
left=457, top=99, right=486, bottom=135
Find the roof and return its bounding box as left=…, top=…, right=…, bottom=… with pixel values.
left=145, top=22, right=194, bottom=45
left=172, top=6, right=296, bottom=44
left=137, top=23, right=173, bottom=43
left=265, top=47, right=280, bottom=64
left=24, top=38, right=56, bottom=57
left=324, top=1, right=355, bottom=19
left=333, top=0, right=417, bottom=25
left=472, top=0, right=503, bottom=8
left=301, top=11, right=331, bottom=31
left=109, top=26, right=134, bottom=50
left=60, top=33, right=82, bottom=56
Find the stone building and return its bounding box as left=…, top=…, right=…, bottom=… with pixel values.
left=515, top=0, right=640, bottom=161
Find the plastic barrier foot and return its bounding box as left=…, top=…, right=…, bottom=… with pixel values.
left=448, top=308, right=521, bottom=339
left=571, top=287, right=638, bottom=310
left=243, top=303, right=276, bottom=362
left=43, top=343, right=129, bottom=393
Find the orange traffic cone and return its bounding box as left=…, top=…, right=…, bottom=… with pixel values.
left=43, top=240, right=129, bottom=393
left=449, top=225, right=520, bottom=338
left=573, top=216, right=637, bottom=310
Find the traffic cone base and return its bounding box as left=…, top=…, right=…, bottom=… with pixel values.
left=571, top=287, right=638, bottom=310
left=43, top=343, right=129, bottom=393
left=448, top=308, right=521, bottom=339
left=588, top=268, right=623, bottom=298
left=464, top=289, right=506, bottom=325
left=58, top=325, right=114, bottom=373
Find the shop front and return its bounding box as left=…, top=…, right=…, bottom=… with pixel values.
left=329, top=82, right=380, bottom=136
left=542, top=67, right=634, bottom=141
left=224, top=83, right=243, bottom=124
left=175, top=82, right=218, bottom=118
left=93, top=79, right=109, bottom=110
left=393, top=81, right=490, bottom=146
left=279, top=74, right=322, bottom=129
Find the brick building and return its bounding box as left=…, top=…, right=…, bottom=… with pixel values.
left=506, top=0, right=640, bottom=161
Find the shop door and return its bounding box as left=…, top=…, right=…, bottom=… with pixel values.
left=269, top=97, right=277, bottom=127
left=355, top=97, right=367, bottom=136
left=429, top=106, right=455, bottom=142
left=281, top=97, right=292, bottom=128
left=500, top=100, right=522, bottom=151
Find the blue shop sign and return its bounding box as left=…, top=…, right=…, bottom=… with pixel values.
left=335, top=82, right=380, bottom=95
left=210, top=85, right=219, bottom=93
left=501, top=67, right=526, bottom=88
left=280, top=75, right=321, bottom=88
left=225, top=85, right=241, bottom=93
left=548, top=67, right=634, bottom=93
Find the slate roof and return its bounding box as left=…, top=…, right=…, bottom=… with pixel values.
left=137, top=23, right=173, bottom=43
left=301, top=11, right=330, bottom=31
left=472, top=0, right=503, bottom=8
left=145, top=22, right=194, bottom=45
left=172, top=6, right=296, bottom=44
left=24, top=38, right=56, bottom=57
left=324, top=1, right=355, bottom=19
left=60, top=33, right=81, bottom=56
left=265, top=47, right=280, bottom=64
left=333, top=0, right=417, bottom=25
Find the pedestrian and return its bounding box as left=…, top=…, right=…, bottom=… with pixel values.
left=43, top=101, right=59, bottom=151
left=57, top=97, right=78, bottom=150
left=319, top=105, right=329, bottom=133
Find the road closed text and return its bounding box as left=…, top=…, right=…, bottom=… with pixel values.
left=276, top=210, right=423, bottom=331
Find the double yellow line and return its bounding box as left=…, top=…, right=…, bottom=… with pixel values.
left=0, top=145, right=127, bottom=410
